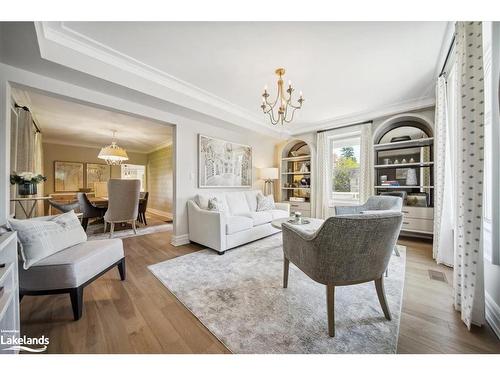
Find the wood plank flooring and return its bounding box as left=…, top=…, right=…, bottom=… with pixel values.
left=19, top=232, right=500, bottom=354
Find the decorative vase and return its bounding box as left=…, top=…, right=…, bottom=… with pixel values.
left=18, top=182, right=37, bottom=196
left=406, top=169, right=418, bottom=186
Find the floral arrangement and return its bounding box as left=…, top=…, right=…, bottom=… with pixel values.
left=10, top=172, right=47, bottom=185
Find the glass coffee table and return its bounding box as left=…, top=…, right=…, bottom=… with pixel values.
left=271, top=217, right=324, bottom=233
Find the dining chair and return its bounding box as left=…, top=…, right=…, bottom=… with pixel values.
left=137, top=192, right=149, bottom=225
left=281, top=212, right=403, bottom=337
left=104, top=179, right=141, bottom=238
left=48, top=199, right=80, bottom=214
left=77, top=193, right=107, bottom=231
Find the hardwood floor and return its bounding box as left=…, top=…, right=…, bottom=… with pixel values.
left=20, top=232, right=500, bottom=354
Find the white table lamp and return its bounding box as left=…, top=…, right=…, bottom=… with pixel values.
left=260, top=168, right=279, bottom=195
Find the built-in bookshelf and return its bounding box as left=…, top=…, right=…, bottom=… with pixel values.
left=373, top=121, right=434, bottom=237
left=280, top=140, right=312, bottom=217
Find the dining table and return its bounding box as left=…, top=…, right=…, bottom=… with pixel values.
left=89, top=196, right=146, bottom=208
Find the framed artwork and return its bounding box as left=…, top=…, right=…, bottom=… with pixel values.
left=395, top=168, right=408, bottom=180
left=406, top=193, right=429, bottom=207
left=86, top=163, right=111, bottom=189
left=54, top=161, right=84, bottom=192
left=198, top=134, right=252, bottom=188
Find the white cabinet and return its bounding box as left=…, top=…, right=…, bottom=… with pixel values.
left=0, top=232, right=20, bottom=355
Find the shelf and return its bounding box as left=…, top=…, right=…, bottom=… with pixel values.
left=281, top=155, right=311, bottom=162
left=374, top=137, right=434, bottom=151
left=374, top=162, right=434, bottom=169
left=282, top=172, right=311, bottom=175
left=375, top=185, right=434, bottom=189
left=282, top=187, right=311, bottom=190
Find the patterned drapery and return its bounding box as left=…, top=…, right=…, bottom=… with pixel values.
left=359, top=122, right=373, bottom=203
left=315, top=131, right=330, bottom=219
left=453, top=21, right=486, bottom=328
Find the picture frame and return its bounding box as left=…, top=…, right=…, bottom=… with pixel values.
left=54, top=161, right=84, bottom=192
left=395, top=168, right=408, bottom=180
left=198, top=134, right=252, bottom=188
left=406, top=193, right=429, bottom=207
left=86, top=163, right=111, bottom=189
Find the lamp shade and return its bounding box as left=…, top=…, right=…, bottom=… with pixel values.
left=260, top=167, right=279, bottom=180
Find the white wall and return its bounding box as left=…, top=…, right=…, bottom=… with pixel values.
left=483, top=21, right=500, bottom=338
left=0, top=62, right=280, bottom=245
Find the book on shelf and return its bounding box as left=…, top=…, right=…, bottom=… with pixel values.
left=381, top=180, right=400, bottom=186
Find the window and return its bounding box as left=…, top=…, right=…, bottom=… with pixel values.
left=329, top=133, right=361, bottom=205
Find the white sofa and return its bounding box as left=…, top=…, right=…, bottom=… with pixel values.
left=187, top=190, right=290, bottom=254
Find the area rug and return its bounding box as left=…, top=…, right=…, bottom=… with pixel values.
left=88, top=223, right=172, bottom=240
left=148, top=234, right=406, bottom=354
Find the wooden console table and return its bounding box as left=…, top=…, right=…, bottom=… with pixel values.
left=10, top=197, right=51, bottom=218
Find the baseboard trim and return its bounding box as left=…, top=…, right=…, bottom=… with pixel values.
left=147, top=208, right=173, bottom=220
left=485, top=292, right=500, bottom=340
left=170, top=234, right=190, bottom=247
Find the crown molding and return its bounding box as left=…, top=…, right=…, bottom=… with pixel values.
left=287, top=97, right=435, bottom=135
left=34, top=22, right=285, bottom=138
left=42, top=138, right=160, bottom=154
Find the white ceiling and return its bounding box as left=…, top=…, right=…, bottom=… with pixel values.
left=59, top=21, right=448, bottom=126
left=11, top=87, right=173, bottom=153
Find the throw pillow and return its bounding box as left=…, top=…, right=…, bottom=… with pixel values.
left=8, top=211, right=87, bottom=269
left=207, top=197, right=225, bottom=212
left=257, top=193, right=275, bottom=211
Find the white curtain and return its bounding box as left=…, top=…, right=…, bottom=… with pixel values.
left=13, top=108, right=44, bottom=218
left=315, top=131, right=330, bottom=219
left=433, top=76, right=455, bottom=266
left=453, top=21, right=486, bottom=328
left=359, top=122, right=373, bottom=203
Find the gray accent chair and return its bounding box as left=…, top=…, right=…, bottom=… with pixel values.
left=334, top=195, right=403, bottom=257
left=104, top=179, right=141, bottom=238
left=18, top=215, right=126, bottom=321
left=334, top=195, right=403, bottom=216
left=282, top=212, right=403, bottom=337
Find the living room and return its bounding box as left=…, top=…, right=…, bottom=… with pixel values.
left=0, top=1, right=499, bottom=373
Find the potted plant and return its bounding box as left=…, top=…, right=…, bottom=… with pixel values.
left=10, top=172, right=47, bottom=196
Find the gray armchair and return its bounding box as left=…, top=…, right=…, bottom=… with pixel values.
left=282, top=212, right=403, bottom=337
left=334, top=195, right=403, bottom=216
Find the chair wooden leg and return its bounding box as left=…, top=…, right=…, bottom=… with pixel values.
left=374, top=277, right=392, bottom=320
left=118, top=258, right=126, bottom=281
left=326, top=285, right=335, bottom=337
left=143, top=213, right=147, bottom=226
left=104, top=221, right=108, bottom=233
left=109, top=223, right=115, bottom=238
left=283, top=257, right=289, bottom=288
left=132, top=220, right=137, bottom=234
left=81, top=218, right=89, bottom=231
left=69, top=286, right=84, bottom=321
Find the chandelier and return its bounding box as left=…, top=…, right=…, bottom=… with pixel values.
left=98, top=130, right=129, bottom=165
left=261, top=68, right=304, bottom=125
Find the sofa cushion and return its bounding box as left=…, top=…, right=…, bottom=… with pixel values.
left=226, top=215, right=253, bottom=235
left=225, top=192, right=251, bottom=215
left=9, top=211, right=87, bottom=270
left=246, top=211, right=273, bottom=226
left=19, top=238, right=124, bottom=291
left=195, top=193, right=228, bottom=211
left=269, top=209, right=290, bottom=220
left=243, top=190, right=261, bottom=212
left=257, top=193, right=276, bottom=211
